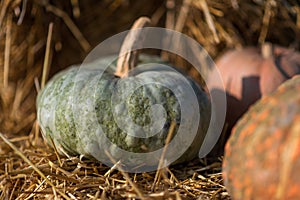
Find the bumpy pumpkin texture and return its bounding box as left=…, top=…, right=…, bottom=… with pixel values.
left=37, top=55, right=210, bottom=170
left=223, top=75, right=300, bottom=200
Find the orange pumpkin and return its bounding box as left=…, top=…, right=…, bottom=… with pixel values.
left=223, top=75, right=300, bottom=200
left=207, top=44, right=300, bottom=156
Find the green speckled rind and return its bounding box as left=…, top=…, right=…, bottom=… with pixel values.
left=37, top=55, right=210, bottom=166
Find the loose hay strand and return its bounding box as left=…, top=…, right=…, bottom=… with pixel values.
left=104, top=151, right=146, bottom=200
left=41, top=22, right=53, bottom=89
left=198, top=0, right=220, bottom=43
left=17, top=0, right=27, bottom=25
left=8, top=179, right=19, bottom=200
left=151, top=121, right=176, bottom=191
left=44, top=3, right=91, bottom=52
left=48, top=136, right=63, bottom=167
left=0, top=0, right=10, bottom=29
left=3, top=13, right=12, bottom=88
left=166, top=0, right=175, bottom=30
left=175, top=0, right=192, bottom=32
left=258, top=0, right=274, bottom=44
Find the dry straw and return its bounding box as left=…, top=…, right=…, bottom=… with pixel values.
left=0, top=0, right=299, bottom=199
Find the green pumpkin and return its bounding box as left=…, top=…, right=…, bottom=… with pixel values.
left=37, top=54, right=210, bottom=171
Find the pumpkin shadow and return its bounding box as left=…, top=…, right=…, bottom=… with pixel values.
left=208, top=76, right=262, bottom=157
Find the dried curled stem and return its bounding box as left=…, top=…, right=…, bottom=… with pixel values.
left=115, top=17, right=151, bottom=78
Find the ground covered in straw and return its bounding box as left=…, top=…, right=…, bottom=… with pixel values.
left=0, top=133, right=229, bottom=199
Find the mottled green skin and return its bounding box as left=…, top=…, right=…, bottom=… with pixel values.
left=37, top=55, right=210, bottom=166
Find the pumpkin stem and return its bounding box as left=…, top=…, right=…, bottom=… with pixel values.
left=115, top=17, right=151, bottom=78
left=262, top=42, right=273, bottom=59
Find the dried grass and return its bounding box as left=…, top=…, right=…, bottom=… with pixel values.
left=0, top=132, right=228, bottom=199
left=0, top=0, right=299, bottom=199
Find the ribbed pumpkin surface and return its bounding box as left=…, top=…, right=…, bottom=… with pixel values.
left=37, top=54, right=211, bottom=171
left=223, top=75, right=300, bottom=200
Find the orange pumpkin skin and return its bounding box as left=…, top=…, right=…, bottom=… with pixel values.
left=207, top=45, right=300, bottom=156
left=223, top=75, right=300, bottom=200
